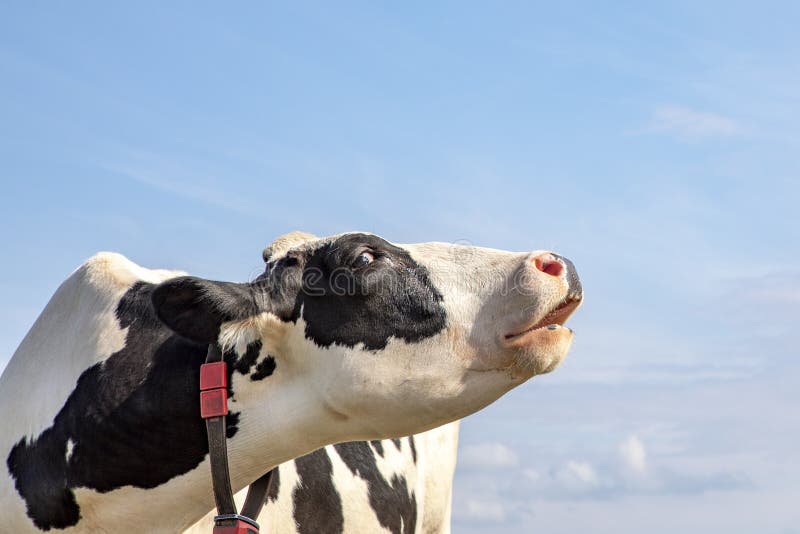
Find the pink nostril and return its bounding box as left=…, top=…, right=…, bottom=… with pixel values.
left=534, top=254, right=564, bottom=278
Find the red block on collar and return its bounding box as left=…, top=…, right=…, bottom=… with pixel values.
left=212, top=518, right=258, bottom=534
left=200, top=362, right=228, bottom=418
left=200, top=388, right=228, bottom=418
left=200, top=361, right=228, bottom=391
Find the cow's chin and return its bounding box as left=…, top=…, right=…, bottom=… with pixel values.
left=508, top=325, right=574, bottom=379
left=464, top=325, right=573, bottom=381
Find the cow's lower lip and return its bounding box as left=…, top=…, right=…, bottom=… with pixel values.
left=503, top=298, right=581, bottom=344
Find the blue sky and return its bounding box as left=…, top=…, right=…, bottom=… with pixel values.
left=1, top=2, right=798, bottom=532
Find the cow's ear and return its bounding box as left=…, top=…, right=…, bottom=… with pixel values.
left=151, top=276, right=259, bottom=344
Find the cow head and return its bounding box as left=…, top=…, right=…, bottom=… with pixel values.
left=151, top=231, right=582, bottom=440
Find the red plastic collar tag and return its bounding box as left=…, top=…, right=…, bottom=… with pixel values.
left=200, top=361, right=228, bottom=391
left=200, top=362, right=228, bottom=418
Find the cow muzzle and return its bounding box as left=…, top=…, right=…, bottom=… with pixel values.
left=498, top=252, right=582, bottom=372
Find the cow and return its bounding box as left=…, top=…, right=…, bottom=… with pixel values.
left=0, top=231, right=582, bottom=533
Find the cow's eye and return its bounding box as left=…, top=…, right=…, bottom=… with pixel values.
left=352, top=251, right=374, bottom=268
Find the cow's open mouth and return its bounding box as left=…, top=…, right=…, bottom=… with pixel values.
left=503, top=297, right=582, bottom=343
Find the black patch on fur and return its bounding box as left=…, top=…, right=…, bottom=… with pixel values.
left=370, top=440, right=385, bottom=457
left=250, top=355, right=276, bottom=381
left=259, top=233, right=447, bottom=351
left=266, top=466, right=280, bottom=503
left=231, top=341, right=262, bottom=375
left=293, top=449, right=344, bottom=534
left=6, top=282, right=243, bottom=530
left=408, top=436, right=417, bottom=464
left=333, top=441, right=417, bottom=534
left=391, top=438, right=402, bottom=451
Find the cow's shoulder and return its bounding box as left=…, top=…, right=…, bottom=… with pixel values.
left=0, top=253, right=196, bottom=531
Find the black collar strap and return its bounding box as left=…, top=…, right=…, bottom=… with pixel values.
left=201, top=344, right=274, bottom=534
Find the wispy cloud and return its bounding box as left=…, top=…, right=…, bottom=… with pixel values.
left=619, top=435, right=647, bottom=476
left=553, top=460, right=603, bottom=492
left=453, top=434, right=753, bottom=527
left=459, top=498, right=508, bottom=522
left=554, top=435, right=751, bottom=499
left=460, top=442, right=520, bottom=469
left=646, top=105, right=743, bottom=139
left=92, top=147, right=266, bottom=219
left=111, top=164, right=262, bottom=218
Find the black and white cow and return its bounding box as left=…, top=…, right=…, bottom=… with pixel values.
left=0, top=231, right=582, bottom=532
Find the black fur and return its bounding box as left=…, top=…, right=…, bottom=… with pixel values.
left=266, top=467, right=280, bottom=503
left=293, top=449, right=344, bottom=534
left=408, top=435, right=417, bottom=464
left=259, top=233, right=447, bottom=350
left=152, top=277, right=259, bottom=344
left=251, top=356, right=276, bottom=381
left=230, top=341, right=262, bottom=375
left=334, top=441, right=417, bottom=534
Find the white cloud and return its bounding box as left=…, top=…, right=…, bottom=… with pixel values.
left=459, top=442, right=519, bottom=469
left=648, top=105, right=743, bottom=139
left=554, top=461, right=601, bottom=491
left=113, top=164, right=261, bottom=217
left=454, top=432, right=754, bottom=526
left=459, top=498, right=508, bottom=522
left=619, top=435, right=647, bottom=475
